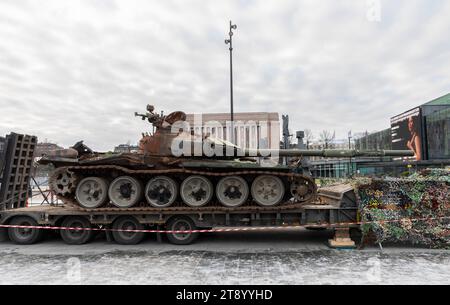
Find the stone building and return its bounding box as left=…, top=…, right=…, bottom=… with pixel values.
left=185, top=112, right=280, bottom=150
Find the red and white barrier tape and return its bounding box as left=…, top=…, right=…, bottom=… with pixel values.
left=0, top=224, right=316, bottom=234
left=0, top=215, right=448, bottom=234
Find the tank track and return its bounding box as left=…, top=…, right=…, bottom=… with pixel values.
left=50, top=165, right=317, bottom=211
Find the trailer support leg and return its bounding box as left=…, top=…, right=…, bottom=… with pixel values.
left=328, top=227, right=356, bottom=249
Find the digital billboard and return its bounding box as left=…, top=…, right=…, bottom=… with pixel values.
left=390, top=107, right=423, bottom=161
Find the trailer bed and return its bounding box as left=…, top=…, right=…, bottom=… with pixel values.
left=0, top=184, right=359, bottom=246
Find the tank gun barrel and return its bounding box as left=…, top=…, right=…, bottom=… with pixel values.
left=240, top=148, right=414, bottom=158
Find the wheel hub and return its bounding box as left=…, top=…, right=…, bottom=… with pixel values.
left=145, top=176, right=178, bottom=208
left=181, top=175, right=213, bottom=207
left=81, top=182, right=103, bottom=201
left=173, top=221, right=191, bottom=239
left=148, top=186, right=172, bottom=203
left=119, top=183, right=132, bottom=199
left=76, top=177, right=109, bottom=209
left=224, top=186, right=242, bottom=199
left=109, top=176, right=143, bottom=208
left=190, top=188, right=207, bottom=201
left=19, top=228, right=31, bottom=235
left=123, top=222, right=136, bottom=237
left=251, top=175, right=285, bottom=206
left=216, top=176, right=249, bottom=207
left=68, top=223, right=84, bottom=236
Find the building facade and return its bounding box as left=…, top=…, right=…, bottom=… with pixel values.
left=355, top=128, right=392, bottom=151
left=310, top=93, right=450, bottom=177
left=354, top=93, right=450, bottom=161
left=114, top=144, right=139, bottom=153
left=35, top=142, right=63, bottom=157
left=424, top=98, right=450, bottom=159
left=0, top=137, right=5, bottom=155
left=185, top=112, right=280, bottom=150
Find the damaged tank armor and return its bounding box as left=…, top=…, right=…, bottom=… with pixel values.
left=40, top=105, right=414, bottom=210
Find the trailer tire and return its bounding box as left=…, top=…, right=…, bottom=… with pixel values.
left=8, top=216, right=43, bottom=245
left=112, top=216, right=145, bottom=245
left=166, top=216, right=198, bottom=245
left=60, top=216, right=94, bottom=245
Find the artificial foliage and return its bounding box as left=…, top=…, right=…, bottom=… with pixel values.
left=357, top=169, right=450, bottom=248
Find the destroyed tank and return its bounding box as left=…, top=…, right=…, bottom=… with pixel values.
left=41, top=105, right=414, bottom=210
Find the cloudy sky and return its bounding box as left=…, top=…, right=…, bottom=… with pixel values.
left=0, top=0, right=449, bottom=150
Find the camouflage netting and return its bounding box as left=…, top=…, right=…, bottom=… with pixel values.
left=356, top=169, right=450, bottom=248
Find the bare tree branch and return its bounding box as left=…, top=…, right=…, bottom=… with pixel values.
left=319, top=130, right=335, bottom=149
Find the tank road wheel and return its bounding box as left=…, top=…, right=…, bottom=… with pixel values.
left=8, top=216, right=43, bottom=245
left=112, top=216, right=145, bottom=245
left=166, top=216, right=198, bottom=245
left=75, top=177, right=109, bottom=208
left=180, top=175, right=213, bottom=207
left=251, top=175, right=285, bottom=206
left=216, top=176, right=249, bottom=207
left=290, top=177, right=317, bottom=203
left=108, top=176, right=143, bottom=208
left=145, top=176, right=178, bottom=208
left=60, top=216, right=93, bottom=245
left=49, top=167, right=78, bottom=196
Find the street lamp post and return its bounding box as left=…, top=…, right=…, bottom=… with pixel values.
left=225, top=21, right=237, bottom=144
left=348, top=130, right=352, bottom=177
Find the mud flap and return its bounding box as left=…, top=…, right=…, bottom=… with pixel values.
left=156, top=225, right=163, bottom=243
left=0, top=228, right=7, bottom=242
left=105, top=225, right=113, bottom=243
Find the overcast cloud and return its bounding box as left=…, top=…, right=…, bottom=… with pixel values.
left=0, top=0, right=449, bottom=150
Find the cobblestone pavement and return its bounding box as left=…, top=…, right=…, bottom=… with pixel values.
left=0, top=230, right=449, bottom=285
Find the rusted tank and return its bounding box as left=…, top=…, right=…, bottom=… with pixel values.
left=41, top=105, right=414, bottom=210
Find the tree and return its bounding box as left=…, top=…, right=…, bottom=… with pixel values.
left=304, top=129, right=314, bottom=149
left=319, top=130, right=335, bottom=149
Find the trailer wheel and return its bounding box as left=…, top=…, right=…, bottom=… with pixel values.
left=112, top=216, right=145, bottom=245
left=166, top=216, right=198, bottom=245
left=60, top=216, right=93, bottom=245
left=8, top=216, right=43, bottom=245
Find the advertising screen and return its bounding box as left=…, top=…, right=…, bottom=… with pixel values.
left=390, top=107, right=423, bottom=161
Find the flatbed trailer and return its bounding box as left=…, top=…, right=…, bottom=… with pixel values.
left=0, top=132, right=362, bottom=247
left=0, top=184, right=360, bottom=247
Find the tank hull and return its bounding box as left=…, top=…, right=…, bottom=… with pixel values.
left=50, top=154, right=317, bottom=209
